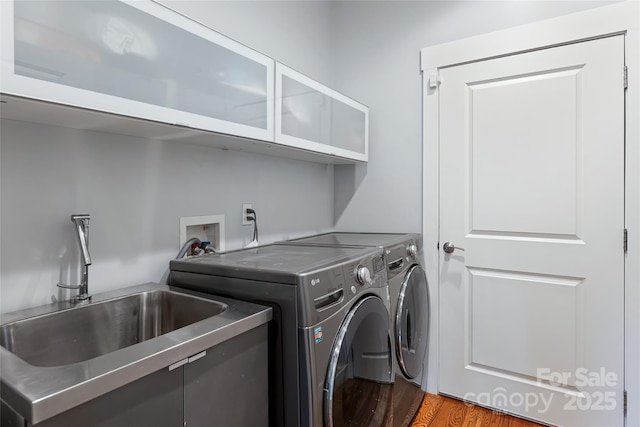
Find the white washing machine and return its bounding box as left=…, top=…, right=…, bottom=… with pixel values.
left=280, top=233, right=429, bottom=427
left=170, top=243, right=394, bottom=427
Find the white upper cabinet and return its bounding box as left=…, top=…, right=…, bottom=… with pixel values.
left=0, top=1, right=369, bottom=163
left=276, top=64, right=369, bottom=162
left=0, top=0, right=274, bottom=142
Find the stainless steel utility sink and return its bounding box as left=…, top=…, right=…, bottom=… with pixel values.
left=0, top=283, right=272, bottom=425
left=1, top=290, right=226, bottom=367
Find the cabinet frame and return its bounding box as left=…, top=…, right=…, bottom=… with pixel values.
left=0, top=0, right=370, bottom=164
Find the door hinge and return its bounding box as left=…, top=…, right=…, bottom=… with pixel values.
left=624, top=390, right=627, bottom=415
left=428, top=73, right=441, bottom=90
left=624, top=66, right=628, bottom=89
left=624, top=229, right=628, bottom=253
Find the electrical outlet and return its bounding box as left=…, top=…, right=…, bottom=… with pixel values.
left=180, top=215, right=225, bottom=252
left=242, top=204, right=253, bottom=226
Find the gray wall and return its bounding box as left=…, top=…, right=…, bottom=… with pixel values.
left=332, top=1, right=619, bottom=233
left=0, top=120, right=334, bottom=313
left=0, top=1, right=337, bottom=314
left=160, top=0, right=337, bottom=87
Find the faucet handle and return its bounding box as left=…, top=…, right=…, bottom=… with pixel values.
left=70, top=214, right=92, bottom=266
left=56, top=283, right=91, bottom=304
left=56, top=282, right=81, bottom=290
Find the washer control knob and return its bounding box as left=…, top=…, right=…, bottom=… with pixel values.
left=407, top=244, right=418, bottom=258
left=350, top=285, right=357, bottom=295
left=355, top=266, right=372, bottom=286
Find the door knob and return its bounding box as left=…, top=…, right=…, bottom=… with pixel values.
left=442, top=242, right=461, bottom=254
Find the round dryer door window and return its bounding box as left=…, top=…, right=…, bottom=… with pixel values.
left=395, top=264, right=429, bottom=379
left=324, top=296, right=393, bottom=427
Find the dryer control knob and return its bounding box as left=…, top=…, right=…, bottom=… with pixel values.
left=407, top=244, right=418, bottom=258
left=355, top=266, right=372, bottom=286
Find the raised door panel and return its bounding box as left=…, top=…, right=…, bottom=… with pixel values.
left=469, top=68, right=580, bottom=237
left=0, top=0, right=274, bottom=141
left=469, top=269, right=582, bottom=381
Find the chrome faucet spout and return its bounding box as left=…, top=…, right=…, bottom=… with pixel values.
left=58, top=214, right=92, bottom=303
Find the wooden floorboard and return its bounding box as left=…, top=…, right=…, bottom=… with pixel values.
left=411, top=394, right=546, bottom=427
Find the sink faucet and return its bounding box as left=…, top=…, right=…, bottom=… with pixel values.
left=57, top=214, right=92, bottom=303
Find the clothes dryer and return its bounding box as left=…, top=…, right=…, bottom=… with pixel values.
left=280, top=233, right=429, bottom=427
left=169, top=243, right=393, bottom=427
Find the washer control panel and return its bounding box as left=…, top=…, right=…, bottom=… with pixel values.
left=385, top=236, right=423, bottom=280
left=346, top=252, right=385, bottom=290
left=298, top=248, right=386, bottom=326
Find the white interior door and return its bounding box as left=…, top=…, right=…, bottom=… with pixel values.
left=438, top=35, right=625, bottom=427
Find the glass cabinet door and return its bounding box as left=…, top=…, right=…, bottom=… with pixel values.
left=324, top=296, right=392, bottom=427
left=395, top=265, right=429, bottom=380
left=0, top=0, right=274, bottom=141
left=276, top=64, right=368, bottom=162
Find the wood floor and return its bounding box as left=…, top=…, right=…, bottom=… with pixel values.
left=411, top=394, right=547, bottom=427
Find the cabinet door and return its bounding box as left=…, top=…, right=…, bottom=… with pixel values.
left=0, top=0, right=274, bottom=141
left=29, top=367, right=183, bottom=427
left=276, top=64, right=368, bottom=162
left=184, top=325, right=269, bottom=427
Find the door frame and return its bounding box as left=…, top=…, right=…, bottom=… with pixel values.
left=420, top=2, right=640, bottom=425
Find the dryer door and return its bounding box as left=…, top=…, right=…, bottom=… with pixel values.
left=395, top=264, right=429, bottom=379
left=324, top=296, right=392, bottom=427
